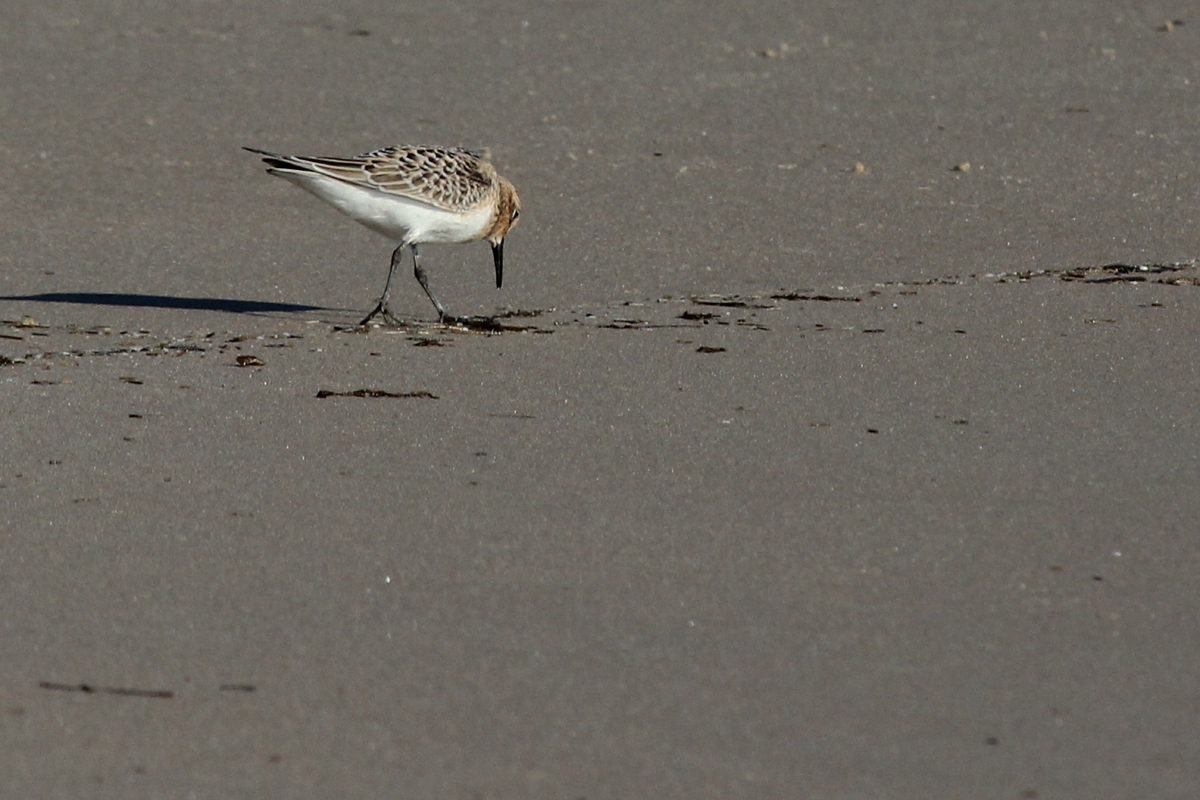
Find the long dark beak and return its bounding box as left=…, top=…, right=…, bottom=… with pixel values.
left=491, top=240, right=504, bottom=288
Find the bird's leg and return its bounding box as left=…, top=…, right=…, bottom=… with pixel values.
left=411, top=243, right=451, bottom=323
left=359, top=244, right=406, bottom=326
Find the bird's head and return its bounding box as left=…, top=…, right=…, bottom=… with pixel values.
left=487, top=178, right=520, bottom=289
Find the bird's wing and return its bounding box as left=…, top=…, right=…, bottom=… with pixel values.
left=259, top=146, right=496, bottom=213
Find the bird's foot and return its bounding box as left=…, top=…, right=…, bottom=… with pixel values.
left=359, top=302, right=404, bottom=327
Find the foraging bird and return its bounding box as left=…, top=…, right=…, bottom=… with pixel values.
left=245, top=145, right=521, bottom=325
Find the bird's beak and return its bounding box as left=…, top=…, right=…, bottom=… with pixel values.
left=491, top=240, right=504, bottom=289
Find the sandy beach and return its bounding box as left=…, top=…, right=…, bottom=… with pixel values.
left=2, top=2, right=1198, bottom=797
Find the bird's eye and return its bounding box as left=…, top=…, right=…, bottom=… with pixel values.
left=512, top=209, right=520, bottom=222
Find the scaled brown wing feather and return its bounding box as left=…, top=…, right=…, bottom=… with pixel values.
left=364, top=147, right=495, bottom=213
left=292, top=147, right=494, bottom=213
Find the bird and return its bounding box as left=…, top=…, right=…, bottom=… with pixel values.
left=244, top=145, right=521, bottom=325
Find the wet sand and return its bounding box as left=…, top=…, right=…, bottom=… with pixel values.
left=2, top=2, right=1198, bottom=797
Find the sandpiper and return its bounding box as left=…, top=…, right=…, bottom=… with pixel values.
left=245, top=145, right=521, bottom=325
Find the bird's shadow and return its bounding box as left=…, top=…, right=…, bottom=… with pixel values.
left=0, top=292, right=329, bottom=315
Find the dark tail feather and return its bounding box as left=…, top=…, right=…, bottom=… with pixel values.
left=243, top=146, right=306, bottom=172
